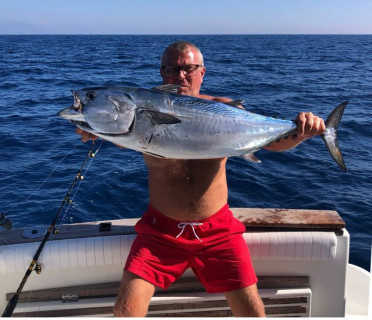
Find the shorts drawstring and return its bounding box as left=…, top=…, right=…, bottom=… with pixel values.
left=176, top=222, right=203, bottom=242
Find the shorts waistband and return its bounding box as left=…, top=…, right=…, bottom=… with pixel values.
left=136, top=203, right=243, bottom=244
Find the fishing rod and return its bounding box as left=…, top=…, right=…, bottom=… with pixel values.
left=2, top=142, right=97, bottom=317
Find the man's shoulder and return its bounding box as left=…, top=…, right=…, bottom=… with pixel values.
left=199, top=94, right=244, bottom=109
left=199, top=94, right=232, bottom=103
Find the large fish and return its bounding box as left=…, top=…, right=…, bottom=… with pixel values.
left=58, top=85, right=347, bottom=171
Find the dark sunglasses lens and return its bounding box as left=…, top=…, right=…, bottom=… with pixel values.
left=163, top=65, right=200, bottom=77
left=164, top=66, right=178, bottom=77
left=183, top=65, right=198, bottom=74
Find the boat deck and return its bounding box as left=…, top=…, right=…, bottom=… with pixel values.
left=1, top=208, right=368, bottom=317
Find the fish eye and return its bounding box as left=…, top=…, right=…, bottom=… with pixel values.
left=86, top=91, right=96, bottom=101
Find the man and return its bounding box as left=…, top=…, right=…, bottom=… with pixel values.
left=77, top=42, right=325, bottom=317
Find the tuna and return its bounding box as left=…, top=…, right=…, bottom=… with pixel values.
left=58, top=85, right=347, bottom=171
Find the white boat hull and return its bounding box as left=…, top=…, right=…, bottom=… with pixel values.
left=0, top=208, right=370, bottom=317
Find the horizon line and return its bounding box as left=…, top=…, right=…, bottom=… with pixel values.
left=1, top=33, right=372, bottom=36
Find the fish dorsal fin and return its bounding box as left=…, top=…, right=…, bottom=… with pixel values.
left=224, top=100, right=245, bottom=108
left=152, top=84, right=181, bottom=93
left=143, top=110, right=181, bottom=125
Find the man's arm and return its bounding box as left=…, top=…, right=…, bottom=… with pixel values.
left=264, top=112, right=325, bottom=151
left=203, top=95, right=326, bottom=152
left=201, top=95, right=245, bottom=108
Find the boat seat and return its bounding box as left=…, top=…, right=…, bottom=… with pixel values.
left=0, top=231, right=337, bottom=274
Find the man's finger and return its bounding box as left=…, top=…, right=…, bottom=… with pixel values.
left=296, top=113, right=306, bottom=136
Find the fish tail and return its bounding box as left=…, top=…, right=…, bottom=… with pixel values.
left=321, top=101, right=348, bottom=172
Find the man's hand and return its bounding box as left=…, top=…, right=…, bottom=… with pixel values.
left=265, top=112, right=326, bottom=152
left=295, top=112, right=326, bottom=138
left=76, top=127, right=125, bottom=148
left=76, top=127, right=98, bottom=143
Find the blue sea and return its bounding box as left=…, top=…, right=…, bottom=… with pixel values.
left=0, top=35, right=371, bottom=271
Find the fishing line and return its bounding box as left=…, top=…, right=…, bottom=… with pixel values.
left=2, top=141, right=98, bottom=317
left=0, top=144, right=79, bottom=246
left=2, top=142, right=80, bottom=215
left=59, top=140, right=103, bottom=224
left=56, top=139, right=103, bottom=228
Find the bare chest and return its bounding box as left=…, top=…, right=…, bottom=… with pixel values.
left=144, top=156, right=226, bottom=182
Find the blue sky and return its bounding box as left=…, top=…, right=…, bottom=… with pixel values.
left=1, top=0, right=371, bottom=34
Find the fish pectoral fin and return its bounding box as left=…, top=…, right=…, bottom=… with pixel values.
left=224, top=100, right=245, bottom=108
left=241, top=152, right=262, bottom=163
left=151, top=84, right=181, bottom=93
left=144, top=110, right=182, bottom=125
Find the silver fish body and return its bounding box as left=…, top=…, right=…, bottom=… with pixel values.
left=58, top=86, right=347, bottom=170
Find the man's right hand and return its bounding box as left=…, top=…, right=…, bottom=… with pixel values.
left=76, top=127, right=125, bottom=148
left=76, top=127, right=98, bottom=143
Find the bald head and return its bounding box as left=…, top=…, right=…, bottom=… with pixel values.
left=161, top=41, right=204, bottom=66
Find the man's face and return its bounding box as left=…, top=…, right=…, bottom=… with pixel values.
left=160, top=49, right=205, bottom=97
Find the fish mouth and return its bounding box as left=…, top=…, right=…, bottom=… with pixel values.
left=57, top=106, right=85, bottom=121
left=57, top=97, right=92, bottom=131
left=57, top=91, right=86, bottom=121
left=72, top=90, right=83, bottom=112
left=57, top=106, right=94, bottom=131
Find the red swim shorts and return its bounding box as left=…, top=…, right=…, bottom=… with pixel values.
left=124, top=204, right=257, bottom=293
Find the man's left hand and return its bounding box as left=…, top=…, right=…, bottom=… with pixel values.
left=295, top=112, right=326, bottom=138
